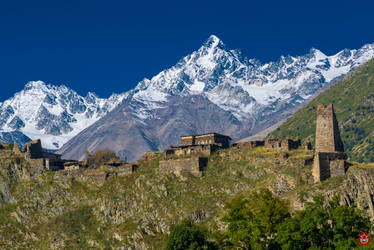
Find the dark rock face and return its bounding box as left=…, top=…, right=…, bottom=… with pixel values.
left=8, top=116, right=25, bottom=130
left=0, top=131, right=31, bottom=147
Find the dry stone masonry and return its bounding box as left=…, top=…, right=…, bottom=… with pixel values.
left=312, top=104, right=348, bottom=182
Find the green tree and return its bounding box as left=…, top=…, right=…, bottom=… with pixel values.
left=276, top=195, right=372, bottom=249
left=223, top=189, right=290, bottom=249
left=84, top=149, right=121, bottom=167
left=165, top=220, right=216, bottom=250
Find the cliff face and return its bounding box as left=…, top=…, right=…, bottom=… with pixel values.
left=0, top=147, right=373, bottom=249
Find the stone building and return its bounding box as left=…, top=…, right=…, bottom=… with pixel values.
left=161, top=132, right=231, bottom=177
left=16, top=139, right=67, bottom=171
left=312, top=104, right=348, bottom=182
left=231, top=140, right=265, bottom=149
left=23, top=139, right=44, bottom=159
left=167, top=133, right=231, bottom=159
left=264, top=138, right=301, bottom=151
left=181, top=133, right=231, bottom=148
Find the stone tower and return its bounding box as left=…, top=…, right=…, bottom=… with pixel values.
left=315, top=104, right=344, bottom=153
left=312, top=104, right=348, bottom=182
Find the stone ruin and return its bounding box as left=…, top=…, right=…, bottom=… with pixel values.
left=231, top=140, right=264, bottom=149
left=160, top=133, right=231, bottom=177
left=231, top=138, right=305, bottom=152
left=12, top=139, right=67, bottom=171
left=166, top=133, right=231, bottom=159
left=264, top=138, right=301, bottom=151
left=312, top=104, right=349, bottom=182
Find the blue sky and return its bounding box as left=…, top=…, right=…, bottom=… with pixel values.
left=0, top=0, right=373, bottom=101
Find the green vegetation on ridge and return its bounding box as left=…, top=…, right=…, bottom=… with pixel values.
left=269, top=58, right=374, bottom=163
left=1, top=145, right=374, bottom=249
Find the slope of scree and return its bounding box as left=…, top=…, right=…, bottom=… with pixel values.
left=269, top=58, right=374, bottom=163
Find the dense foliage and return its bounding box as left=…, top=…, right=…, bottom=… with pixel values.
left=223, top=189, right=290, bottom=249
left=165, top=189, right=373, bottom=249
left=220, top=189, right=372, bottom=249
left=165, top=220, right=216, bottom=250
left=268, top=58, right=374, bottom=163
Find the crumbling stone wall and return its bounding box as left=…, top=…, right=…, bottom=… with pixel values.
left=166, top=144, right=219, bottom=159
left=231, top=140, right=264, bottom=149
left=22, top=139, right=43, bottom=159
left=264, top=139, right=301, bottom=151
left=159, top=157, right=208, bottom=177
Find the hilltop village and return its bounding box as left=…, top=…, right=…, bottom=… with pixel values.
left=1, top=103, right=349, bottom=183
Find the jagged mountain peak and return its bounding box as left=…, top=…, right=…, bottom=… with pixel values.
left=201, top=34, right=226, bottom=50
left=0, top=81, right=127, bottom=149
left=2, top=38, right=374, bottom=160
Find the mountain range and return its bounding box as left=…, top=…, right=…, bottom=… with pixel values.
left=269, top=57, right=374, bottom=163
left=1, top=35, right=374, bottom=160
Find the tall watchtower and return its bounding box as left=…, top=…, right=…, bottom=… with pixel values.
left=313, top=104, right=347, bottom=182
left=315, top=104, right=344, bottom=153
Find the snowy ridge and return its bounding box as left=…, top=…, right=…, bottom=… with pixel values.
left=1, top=35, right=374, bottom=151
left=129, top=35, right=374, bottom=121
left=0, top=81, right=127, bottom=149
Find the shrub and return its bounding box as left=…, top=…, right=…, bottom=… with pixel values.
left=165, top=220, right=216, bottom=250
left=84, top=149, right=121, bottom=167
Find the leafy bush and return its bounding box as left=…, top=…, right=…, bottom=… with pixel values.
left=223, top=189, right=290, bottom=249
left=84, top=149, right=121, bottom=167
left=223, top=190, right=372, bottom=249
left=165, top=220, right=216, bottom=250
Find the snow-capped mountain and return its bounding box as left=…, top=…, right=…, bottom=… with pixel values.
left=58, top=35, right=374, bottom=161
left=0, top=81, right=127, bottom=149
left=130, top=36, right=374, bottom=121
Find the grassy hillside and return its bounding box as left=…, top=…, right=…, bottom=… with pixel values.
left=269, top=58, right=374, bottom=163
left=1, top=146, right=374, bottom=249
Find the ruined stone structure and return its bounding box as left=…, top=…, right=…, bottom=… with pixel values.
left=181, top=133, right=231, bottom=148
left=159, top=157, right=208, bottom=177
left=231, top=140, right=265, bottom=149
left=160, top=133, right=230, bottom=177
left=313, top=104, right=348, bottom=182
left=115, top=164, right=138, bottom=177
left=165, top=144, right=220, bottom=159
left=302, top=141, right=312, bottom=150
left=167, top=133, right=231, bottom=159
left=22, top=139, right=44, bottom=159
left=15, top=139, right=67, bottom=171
left=264, top=139, right=301, bottom=151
